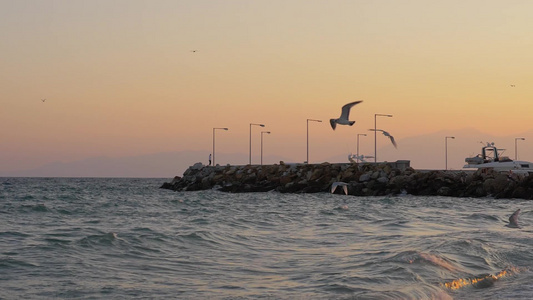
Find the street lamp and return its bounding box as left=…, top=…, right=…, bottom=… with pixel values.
left=212, top=127, right=228, bottom=166
left=249, top=123, right=265, bottom=164
left=306, top=119, right=322, bottom=163
left=261, top=131, right=271, bottom=165
left=515, top=137, right=525, bottom=160
left=374, top=114, right=393, bottom=163
left=445, top=136, right=455, bottom=170
left=357, top=134, right=367, bottom=163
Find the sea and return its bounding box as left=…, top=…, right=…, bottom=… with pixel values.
left=1, top=177, right=532, bottom=300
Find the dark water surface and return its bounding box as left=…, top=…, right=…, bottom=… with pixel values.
left=1, top=177, right=532, bottom=299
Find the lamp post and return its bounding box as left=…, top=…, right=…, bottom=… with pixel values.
left=374, top=114, right=393, bottom=163
left=357, top=134, right=367, bottom=163
left=261, top=131, right=271, bottom=165
left=445, top=136, right=455, bottom=170
left=249, top=123, right=265, bottom=164
left=212, top=127, right=229, bottom=166
left=306, top=119, right=322, bottom=163
left=515, top=137, right=525, bottom=160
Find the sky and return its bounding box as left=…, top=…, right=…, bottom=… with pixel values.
left=2, top=0, right=533, bottom=175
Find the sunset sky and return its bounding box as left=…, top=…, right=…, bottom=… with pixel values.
left=2, top=0, right=533, bottom=175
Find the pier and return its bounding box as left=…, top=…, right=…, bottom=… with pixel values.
left=161, top=161, right=533, bottom=199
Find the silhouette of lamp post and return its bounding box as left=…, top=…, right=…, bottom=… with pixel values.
left=515, top=137, right=525, bottom=160
left=261, top=131, right=271, bottom=165
left=249, top=123, right=265, bottom=164
left=357, top=134, right=367, bottom=163
left=306, top=119, right=322, bottom=164
left=374, top=114, right=393, bottom=163
left=445, top=136, right=455, bottom=170
left=213, top=127, right=228, bottom=166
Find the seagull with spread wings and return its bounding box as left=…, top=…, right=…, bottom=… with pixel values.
left=369, top=129, right=397, bottom=148
left=329, top=101, right=363, bottom=130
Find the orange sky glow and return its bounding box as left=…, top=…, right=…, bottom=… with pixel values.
left=2, top=0, right=533, bottom=175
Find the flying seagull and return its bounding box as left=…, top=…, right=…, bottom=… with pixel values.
left=41, top=99, right=46, bottom=102
left=330, top=101, right=363, bottom=130
left=331, top=182, right=348, bottom=195
left=507, top=209, right=521, bottom=228
left=369, top=129, right=397, bottom=148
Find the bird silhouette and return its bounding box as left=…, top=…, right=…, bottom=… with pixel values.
left=369, top=129, right=397, bottom=148
left=41, top=99, right=46, bottom=102
left=329, top=101, right=363, bottom=130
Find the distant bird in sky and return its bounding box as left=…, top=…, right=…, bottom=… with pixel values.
left=41, top=99, right=46, bottom=102
left=507, top=209, right=521, bottom=228
left=369, top=129, right=397, bottom=148
left=329, top=101, right=363, bottom=130
left=191, top=50, right=198, bottom=53
left=510, top=84, right=515, bottom=87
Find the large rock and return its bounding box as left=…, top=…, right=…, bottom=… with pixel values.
left=191, top=162, right=204, bottom=170
left=359, top=173, right=371, bottom=182
left=309, top=169, right=323, bottom=181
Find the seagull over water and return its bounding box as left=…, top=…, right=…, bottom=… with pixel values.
left=329, top=101, right=363, bottom=130
left=507, top=209, right=521, bottom=228
left=331, top=182, right=349, bottom=195
left=369, top=129, right=397, bottom=148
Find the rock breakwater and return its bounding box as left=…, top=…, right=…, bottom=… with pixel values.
left=161, top=161, right=533, bottom=199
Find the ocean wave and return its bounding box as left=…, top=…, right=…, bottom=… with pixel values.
left=467, top=213, right=500, bottom=222
left=0, top=231, right=31, bottom=238
left=19, top=203, right=49, bottom=212
left=77, top=232, right=118, bottom=247
left=0, top=257, right=39, bottom=269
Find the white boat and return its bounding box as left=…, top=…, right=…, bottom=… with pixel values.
left=463, top=142, right=533, bottom=174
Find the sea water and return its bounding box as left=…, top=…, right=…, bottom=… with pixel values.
left=1, top=177, right=532, bottom=299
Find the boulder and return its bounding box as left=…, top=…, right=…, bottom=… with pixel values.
left=437, top=186, right=452, bottom=196
left=359, top=173, right=371, bottom=182
left=191, top=162, right=204, bottom=170
left=377, top=176, right=388, bottom=184
left=309, top=169, right=323, bottom=181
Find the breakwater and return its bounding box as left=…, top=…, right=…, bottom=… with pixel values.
left=161, top=161, right=533, bottom=199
